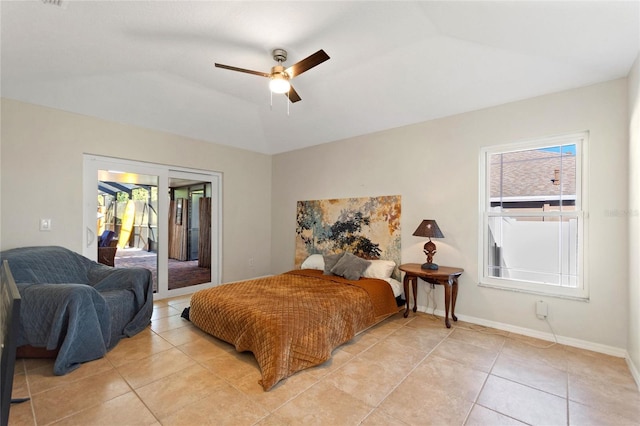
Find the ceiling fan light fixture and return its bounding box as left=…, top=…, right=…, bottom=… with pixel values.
left=216, top=48, right=329, bottom=104
left=269, top=75, right=290, bottom=94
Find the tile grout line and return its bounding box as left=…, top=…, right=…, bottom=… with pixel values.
left=105, top=342, right=177, bottom=425
left=251, top=318, right=413, bottom=421
left=23, top=356, right=129, bottom=425
left=19, top=299, right=640, bottom=425
left=45, top=312, right=192, bottom=425
left=359, top=316, right=456, bottom=425
left=19, top=359, right=39, bottom=426
left=323, top=319, right=420, bottom=424
left=40, top=354, right=148, bottom=426
left=459, top=326, right=507, bottom=425
left=566, top=358, right=571, bottom=426
left=144, top=313, right=261, bottom=423
left=466, top=330, right=574, bottom=425
left=114, top=320, right=200, bottom=424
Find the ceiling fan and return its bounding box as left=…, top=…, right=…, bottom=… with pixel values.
left=215, top=49, right=330, bottom=103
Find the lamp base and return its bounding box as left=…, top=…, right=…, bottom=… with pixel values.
left=421, top=262, right=439, bottom=270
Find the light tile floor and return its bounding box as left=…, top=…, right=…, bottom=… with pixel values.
left=9, top=295, right=640, bottom=425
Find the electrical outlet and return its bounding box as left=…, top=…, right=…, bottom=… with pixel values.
left=536, top=300, right=548, bottom=319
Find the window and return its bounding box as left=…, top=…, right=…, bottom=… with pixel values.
left=479, top=132, right=588, bottom=299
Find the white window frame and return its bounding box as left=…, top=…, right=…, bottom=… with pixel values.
left=478, top=132, right=589, bottom=300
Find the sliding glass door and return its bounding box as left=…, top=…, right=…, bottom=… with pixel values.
left=167, top=171, right=219, bottom=292
left=95, top=169, right=159, bottom=289
left=83, top=155, right=221, bottom=298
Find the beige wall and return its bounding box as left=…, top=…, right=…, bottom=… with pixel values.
left=272, top=79, right=630, bottom=351
left=0, top=99, right=272, bottom=283
left=1, top=76, right=635, bottom=355
left=628, top=54, right=640, bottom=380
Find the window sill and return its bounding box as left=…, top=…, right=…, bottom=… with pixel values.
left=478, top=281, right=589, bottom=302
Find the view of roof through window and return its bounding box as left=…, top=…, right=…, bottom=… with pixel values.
left=490, top=145, right=576, bottom=209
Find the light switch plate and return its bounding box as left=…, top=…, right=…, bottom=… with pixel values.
left=40, top=218, right=52, bottom=231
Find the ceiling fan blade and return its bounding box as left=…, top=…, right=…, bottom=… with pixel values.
left=214, top=63, right=270, bottom=78
left=285, top=49, right=330, bottom=78
left=287, top=85, right=302, bottom=103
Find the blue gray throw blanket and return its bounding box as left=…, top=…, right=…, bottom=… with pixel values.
left=0, top=246, right=153, bottom=375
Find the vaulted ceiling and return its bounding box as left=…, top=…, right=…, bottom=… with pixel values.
left=2, top=1, right=639, bottom=154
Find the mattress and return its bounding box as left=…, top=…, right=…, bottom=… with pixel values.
left=189, top=269, right=399, bottom=390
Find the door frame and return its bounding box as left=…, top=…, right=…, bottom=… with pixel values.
left=83, top=154, right=222, bottom=299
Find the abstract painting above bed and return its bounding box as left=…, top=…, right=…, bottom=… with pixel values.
left=295, top=195, right=401, bottom=280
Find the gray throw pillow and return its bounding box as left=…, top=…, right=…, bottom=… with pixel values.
left=323, top=252, right=345, bottom=275
left=330, top=252, right=371, bottom=281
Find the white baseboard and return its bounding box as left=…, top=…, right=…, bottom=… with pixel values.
left=626, top=356, right=640, bottom=391
left=416, top=304, right=627, bottom=358
left=435, top=305, right=640, bottom=390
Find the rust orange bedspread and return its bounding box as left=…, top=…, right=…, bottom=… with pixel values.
left=189, top=269, right=398, bottom=390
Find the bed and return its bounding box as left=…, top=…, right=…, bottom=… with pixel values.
left=188, top=253, right=402, bottom=391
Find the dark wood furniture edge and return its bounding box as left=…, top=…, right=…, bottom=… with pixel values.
left=399, top=263, right=463, bottom=328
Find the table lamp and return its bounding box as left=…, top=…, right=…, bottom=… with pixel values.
left=412, top=220, right=444, bottom=270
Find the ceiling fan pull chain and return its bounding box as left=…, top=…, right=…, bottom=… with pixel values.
left=287, top=93, right=290, bottom=116
left=270, top=90, right=273, bottom=110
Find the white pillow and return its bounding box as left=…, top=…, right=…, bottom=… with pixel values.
left=301, top=254, right=325, bottom=270
left=384, top=277, right=403, bottom=297
left=363, top=259, right=396, bottom=279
